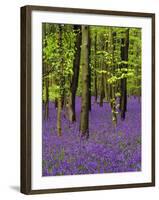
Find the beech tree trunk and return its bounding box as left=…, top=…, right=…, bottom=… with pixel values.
left=54, top=98, right=58, bottom=108
left=42, top=23, right=49, bottom=120
left=104, top=40, right=109, bottom=102
left=99, top=71, right=105, bottom=107
left=57, top=25, right=63, bottom=136
left=57, top=97, right=62, bottom=136
left=120, top=29, right=129, bottom=120
left=80, top=25, right=89, bottom=139
left=88, top=29, right=91, bottom=111
left=70, top=25, right=82, bottom=122
left=94, top=32, right=98, bottom=103
left=45, top=78, right=49, bottom=120
left=110, top=31, right=117, bottom=126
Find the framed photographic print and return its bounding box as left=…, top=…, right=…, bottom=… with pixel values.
left=20, top=5, right=155, bottom=194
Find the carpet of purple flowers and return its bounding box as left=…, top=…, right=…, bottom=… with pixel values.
left=42, top=96, right=141, bottom=176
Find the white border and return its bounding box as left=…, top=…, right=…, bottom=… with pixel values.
left=31, top=10, right=152, bottom=190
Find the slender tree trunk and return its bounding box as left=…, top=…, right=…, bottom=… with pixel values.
left=104, top=73, right=109, bottom=102
left=61, top=76, right=65, bottom=109
left=70, top=25, right=82, bottom=122
left=45, top=78, right=49, bottom=119
left=110, top=31, right=117, bottom=127
left=99, top=71, right=105, bottom=107
left=42, top=23, right=49, bottom=120
left=88, top=29, right=91, bottom=111
left=112, top=31, right=116, bottom=100
left=104, top=41, right=109, bottom=102
left=120, top=78, right=127, bottom=119
left=57, top=97, right=62, bottom=136
left=94, top=71, right=98, bottom=102
left=120, top=29, right=129, bottom=120
left=136, top=47, right=141, bottom=101
left=80, top=25, right=89, bottom=139
left=66, top=94, right=73, bottom=121
left=54, top=98, right=58, bottom=108
left=94, top=32, right=98, bottom=103
left=57, top=25, right=63, bottom=136
left=99, top=34, right=106, bottom=107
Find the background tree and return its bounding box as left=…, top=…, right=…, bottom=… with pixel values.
left=70, top=25, right=82, bottom=121
left=120, top=29, right=129, bottom=120
left=42, top=23, right=49, bottom=120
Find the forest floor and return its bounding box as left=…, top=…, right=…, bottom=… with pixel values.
left=42, top=97, right=141, bottom=176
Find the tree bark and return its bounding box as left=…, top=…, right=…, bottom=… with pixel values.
left=57, top=25, right=63, bottom=136
left=42, top=23, right=49, bottom=120
left=54, top=98, right=58, bottom=108
left=44, top=78, right=49, bottom=120
left=57, top=97, right=62, bottom=136
left=99, top=33, right=106, bottom=107
left=80, top=25, right=89, bottom=139
left=94, top=32, right=98, bottom=103
left=120, top=29, right=129, bottom=120
left=99, top=71, right=105, bottom=107
left=70, top=25, right=82, bottom=122
left=88, top=29, right=91, bottom=111
left=109, top=31, right=117, bottom=126
left=112, top=31, right=116, bottom=100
